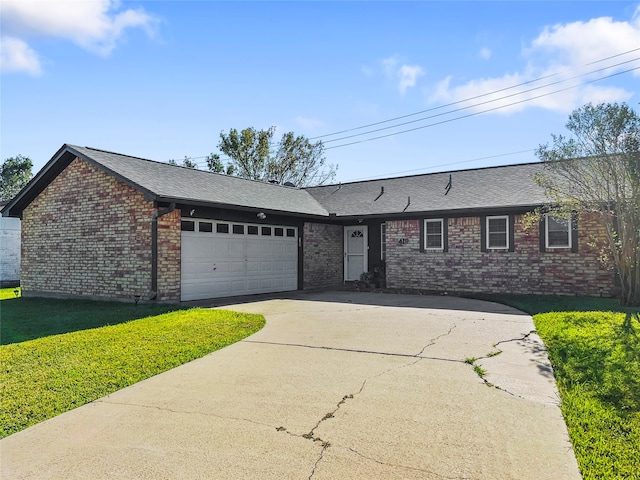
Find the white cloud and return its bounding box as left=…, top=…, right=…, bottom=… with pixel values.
left=0, top=35, right=42, bottom=75
left=379, top=56, right=425, bottom=95
left=397, top=64, right=425, bottom=95
left=429, top=8, right=640, bottom=114
left=0, top=0, right=158, bottom=74
left=479, top=47, right=492, bottom=60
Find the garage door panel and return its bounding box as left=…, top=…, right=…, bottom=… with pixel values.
left=182, top=262, right=216, bottom=275
left=246, top=243, right=260, bottom=256
left=181, top=221, right=298, bottom=301
left=246, top=261, right=260, bottom=273
left=259, top=261, right=273, bottom=272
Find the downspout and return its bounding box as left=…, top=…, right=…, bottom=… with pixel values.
left=149, top=203, right=176, bottom=300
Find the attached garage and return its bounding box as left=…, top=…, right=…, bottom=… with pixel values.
left=181, top=219, right=299, bottom=301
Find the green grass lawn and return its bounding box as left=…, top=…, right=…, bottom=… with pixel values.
left=488, top=294, right=640, bottom=480
left=1, top=291, right=187, bottom=345
left=0, top=289, right=265, bottom=438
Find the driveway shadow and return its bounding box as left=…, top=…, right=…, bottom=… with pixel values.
left=186, top=289, right=529, bottom=316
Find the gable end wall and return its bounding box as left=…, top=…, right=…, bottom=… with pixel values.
left=21, top=158, right=181, bottom=301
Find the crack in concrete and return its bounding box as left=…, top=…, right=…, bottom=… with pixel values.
left=243, top=340, right=464, bottom=364
left=492, top=329, right=536, bottom=347
left=186, top=322, right=459, bottom=478
left=346, top=446, right=470, bottom=479
left=464, top=330, right=541, bottom=400
left=278, top=323, right=462, bottom=477
left=304, top=323, right=460, bottom=438
left=463, top=355, right=522, bottom=399
left=308, top=443, right=329, bottom=480
left=281, top=323, right=462, bottom=444
left=414, top=324, right=457, bottom=357
left=94, top=399, right=278, bottom=430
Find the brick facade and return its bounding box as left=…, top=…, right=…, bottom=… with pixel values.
left=303, top=222, right=343, bottom=289
left=385, top=214, right=615, bottom=297
left=21, top=158, right=181, bottom=301
left=15, top=153, right=617, bottom=301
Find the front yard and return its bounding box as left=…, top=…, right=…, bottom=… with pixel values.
left=2, top=289, right=638, bottom=480
left=0, top=290, right=265, bottom=438
left=488, top=294, right=640, bottom=480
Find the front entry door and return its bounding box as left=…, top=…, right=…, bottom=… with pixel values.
left=344, top=226, right=368, bottom=281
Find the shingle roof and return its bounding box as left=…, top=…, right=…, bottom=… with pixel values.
left=70, top=146, right=329, bottom=216
left=304, top=163, right=549, bottom=217
left=2, top=144, right=552, bottom=219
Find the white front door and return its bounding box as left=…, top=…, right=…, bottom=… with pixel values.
left=344, top=226, right=368, bottom=281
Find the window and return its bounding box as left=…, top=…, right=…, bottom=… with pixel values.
left=274, top=227, right=284, bottom=237
left=232, top=224, right=245, bottom=234
left=424, top=219, right=444, bottom=250
left=380, top=223, right=387, bottom=260
left=286, top=228, right=296, bottom=238
left=248, top=225, right=259, bottom=235
left=181, top=220, right=195, bottom=231
left=216, top=223, right=229, bottom=234
left=546, top=215, right=572, bottom=248
left=261, top=226, right=272, bottom=236
left=487, top=216, right=508, bottom=249
left=199, top=221, right=213, bottom=232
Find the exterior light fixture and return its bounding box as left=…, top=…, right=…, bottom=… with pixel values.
left=257, top=212, right=267, bottom=220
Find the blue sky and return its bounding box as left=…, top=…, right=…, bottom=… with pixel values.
left=1, top=1, right=639, bottom=184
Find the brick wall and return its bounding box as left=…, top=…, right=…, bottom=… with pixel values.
left=303, top=222, right=343, bottom=289
left=157, top=208, right=181, bottom=301
left=22, top=158, right=181, bottom=301
left=385, top=214, right=615, bottom=297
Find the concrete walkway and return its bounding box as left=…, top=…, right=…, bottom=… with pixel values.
left=1, top=291, right=581, bottom=479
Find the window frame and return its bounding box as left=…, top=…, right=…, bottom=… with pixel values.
left=545, top=214, right=572, bottom=249
left=424, top=218, right=444, bottom=251
left=486, top=215, right=509, bottom=250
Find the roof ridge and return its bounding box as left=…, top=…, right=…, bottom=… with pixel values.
left=305, top=160, right=544, bottom=189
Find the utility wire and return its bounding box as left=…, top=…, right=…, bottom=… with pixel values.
left=323, top=57, right=639, bottom=145
left=167, top=48, right=639, bottom=165
left=341, top=149, right=537, bottom=183
left=311, top=46, right=640, bottom=140
left=325, top=65, right=640, bottom=150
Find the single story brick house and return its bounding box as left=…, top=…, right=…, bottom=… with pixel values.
left=1, top=144, right=615, bottom=302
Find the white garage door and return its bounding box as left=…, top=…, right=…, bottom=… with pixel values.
left=181, top=219, right=298, bottom=301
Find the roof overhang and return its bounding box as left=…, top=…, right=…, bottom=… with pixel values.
left=1, top=144, right=161, bottom=218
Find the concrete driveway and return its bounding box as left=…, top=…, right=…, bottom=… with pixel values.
left=1, top=291, right=581, bottom=479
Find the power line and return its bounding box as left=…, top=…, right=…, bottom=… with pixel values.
left=340, top=149, right=537, bottom=183
left=165, top=47, right=640, bottom=166
left=323, top=57, right=640, bottom=145
left=311, top=47, right=640, bottom=140
left=324, top=65, right=640, bottom=150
